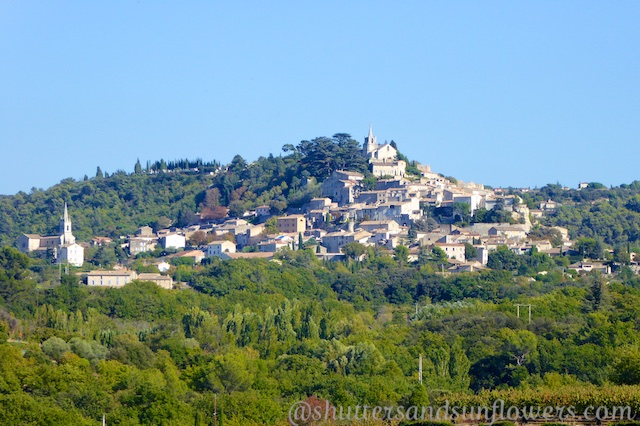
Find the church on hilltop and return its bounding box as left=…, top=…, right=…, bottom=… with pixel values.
left=17, top=203, right=84, bottom=267
left=362, top=125, right=406, bottom=178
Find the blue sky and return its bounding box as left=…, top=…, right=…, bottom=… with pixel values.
left=1, top=1, right=639, bottom=195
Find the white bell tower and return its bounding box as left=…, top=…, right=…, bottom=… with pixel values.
left=59, top=203, right=76, bottom=245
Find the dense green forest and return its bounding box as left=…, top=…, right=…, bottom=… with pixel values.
left=5, top=139, right=640, bottom=424
left=2, top=245, right=640, bottom=424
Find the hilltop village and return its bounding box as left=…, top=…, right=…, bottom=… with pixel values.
left=17, top=127, right=609, bottom=287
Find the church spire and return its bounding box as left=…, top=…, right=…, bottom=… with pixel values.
left=59, top=202, right=75, bottom=245
left=363, top=123, right=378, bottom=156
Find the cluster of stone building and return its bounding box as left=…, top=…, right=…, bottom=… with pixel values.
left=18, top=127, right=614, bottom=287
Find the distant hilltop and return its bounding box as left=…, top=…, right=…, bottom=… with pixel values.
left=2, top=127, right=639, bottom=256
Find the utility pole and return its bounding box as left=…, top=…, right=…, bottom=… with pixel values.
left=418, top=354, right=423, bottom=384
left=515, top=304, right=533, bottom=324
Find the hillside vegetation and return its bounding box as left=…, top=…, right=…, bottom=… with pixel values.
left=1, top=248, right=640, bottom=424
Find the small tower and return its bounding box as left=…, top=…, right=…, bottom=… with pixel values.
left=363, top=124, right=378, bottom=157
left=59, top=203, right=76, bottom=245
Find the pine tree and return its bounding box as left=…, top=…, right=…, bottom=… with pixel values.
left=96, top=166, right=103, bottom=179
left=134, top=158, right=142, bottom=174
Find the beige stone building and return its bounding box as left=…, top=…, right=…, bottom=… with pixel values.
left=434, top=242, right=466, bottom=261
left=277, top=215, right=307, bottom=234
left=85, top=270, right=136, bottom=288
left=370, top=160, right=406, bottom=178
left=85, top=270, right=173, bottom=289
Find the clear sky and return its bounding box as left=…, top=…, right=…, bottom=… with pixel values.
left=1, top=1, right=639, bottom=195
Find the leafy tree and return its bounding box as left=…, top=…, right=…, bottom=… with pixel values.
left=153, top=216, right=172, bottom=232
left=188, top=231, right=210, bottom=246
left=614, top=246, right=631, bottom=265
left=0, top=320, right=8, bottom=344
left=464, top=243, right=477, bottom=261
left=611, top=349, right=640, bottom=384
left=585, top=273, right=606, bottom=312
left=342, top=242, right=366, bottom=260
left=42, top=336, right=70, bottom=360
left=0, top=247, right=30, bottom=280
left=403, top=383, right=429, bottom=407
left=576, top=237, right=604, bottom=259
left=394, top=245, right=409, bottom=265
left=487, top=246, right=521, bottom=271
left=431, top=246, right=449, bottom=266
left=107, top=334, right=156, bottom=369
left=528, top=226, right=563, bottom=247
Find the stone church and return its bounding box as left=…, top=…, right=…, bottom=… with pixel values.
left=17, top=203, right=84, bottom=267
left=362, top=126, right=406, bottom=177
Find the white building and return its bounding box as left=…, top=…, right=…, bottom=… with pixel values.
left=362, top=125, right=398, bottom=161
left=434, top=242, right=466, bottom=261
left=362, top=126, right=406, bottom=178
left=161, top=233, right=186, bottom=250
left=321, top=230, right=371, bottom=253
left=58, top=243, right=84, bottom=267
left=206, top=240, right=237, bottom=258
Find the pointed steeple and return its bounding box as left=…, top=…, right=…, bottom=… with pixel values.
left=59, top=202, right=75, bottom=245
left=363, top=123, right=378, bottom=156
left=63, top=202, right=69, bottom=223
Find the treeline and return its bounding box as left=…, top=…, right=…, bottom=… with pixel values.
left=146, top=158, right=222, bottom=173
left=517, top=182, right=640, bottom=245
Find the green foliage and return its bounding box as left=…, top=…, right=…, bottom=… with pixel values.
left=2, top=239, right=640, bottom=423
left=464, top=242, right=477, bottom=261
left=0, top=321, right=9, bottom=344
left=576, top=237, right=604, bottom=259
left=342, top=242, right=366, bottom=260
left=473, top=207, right=514, bottom=224
left=516, top=182, right=640, bottom=245
left=528, top=226, right=563, bottom=247
left=611, top=349, right=640, bottom=385
left=295, top=134, right=369, bottom=180
left=42, top=336, right=70, bottom=360
left=394, top=245, right=410, bottom=265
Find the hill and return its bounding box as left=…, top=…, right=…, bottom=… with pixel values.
left=0, top=133, right=378, bottom=247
